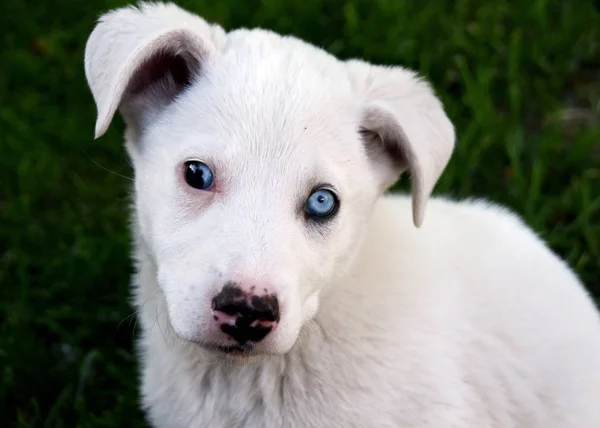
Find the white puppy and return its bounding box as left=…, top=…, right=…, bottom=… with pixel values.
left=84, top=3, right=600, bottom=427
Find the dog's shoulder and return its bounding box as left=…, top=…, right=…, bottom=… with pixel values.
left=366, top=193, right=535, bottom=253
left=355, top=193, right=580, bottom=300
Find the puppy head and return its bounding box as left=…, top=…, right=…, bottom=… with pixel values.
left=85, top=2, right=454, bottom=356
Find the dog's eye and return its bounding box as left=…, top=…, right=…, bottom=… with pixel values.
left=184, top=161, right=214, bottom=190
left=306, top=188, right=338, bottom=218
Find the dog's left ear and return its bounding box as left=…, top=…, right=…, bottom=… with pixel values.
left=346, top=60, right=455, bottom=228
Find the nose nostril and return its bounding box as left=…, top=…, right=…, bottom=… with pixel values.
left=214, top=304, right=240, bottom=317
left=251, top=308, right=279, bottom=323
left=250, top=296, right=280, bottom=322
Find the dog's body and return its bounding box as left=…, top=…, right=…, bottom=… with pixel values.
left=84, top=3, right=600, bottom=427
left=136, top=195, right=600, bottom=427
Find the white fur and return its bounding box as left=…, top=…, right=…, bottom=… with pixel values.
left=84, top=3, right=600, bottom=427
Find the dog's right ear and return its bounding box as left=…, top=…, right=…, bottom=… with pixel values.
left=84, top=2, right=226, bottom=139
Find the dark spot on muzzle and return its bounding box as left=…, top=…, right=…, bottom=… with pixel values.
left=211, top=282, right=280, bottom=344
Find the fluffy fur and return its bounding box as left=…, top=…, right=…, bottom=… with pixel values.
left=84, top=3, right=600, bottom=427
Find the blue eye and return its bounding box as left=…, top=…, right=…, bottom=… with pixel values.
left=306, top=188, right=338, bottom=218
left=184, top=161, right=214, bottom=190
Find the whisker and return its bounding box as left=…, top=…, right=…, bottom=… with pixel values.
left=84, top=151, right=134, bottom=182
left=117, top=311, right=137, bottom=331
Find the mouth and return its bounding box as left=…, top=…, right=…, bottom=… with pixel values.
left=201, top=342, right=258, bottom=358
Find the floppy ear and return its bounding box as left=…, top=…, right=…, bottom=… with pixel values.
left=346, top=60, right=455, bottom=228
left=84, top=2, right=226, bottom=139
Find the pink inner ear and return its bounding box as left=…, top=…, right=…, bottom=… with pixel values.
left=126, top=50, right=196, bottom=98
left=359, top=125, right=408, bottom=171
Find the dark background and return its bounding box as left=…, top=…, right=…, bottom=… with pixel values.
left=1, top=0, right=599, bottom=426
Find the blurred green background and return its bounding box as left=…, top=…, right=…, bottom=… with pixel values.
left=1, top=0, right=599, bottom=426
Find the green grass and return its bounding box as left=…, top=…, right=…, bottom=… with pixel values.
left=1, top=0, right=599, bottom=426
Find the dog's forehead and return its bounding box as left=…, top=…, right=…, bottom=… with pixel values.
left=198, top=28, right=356, bottom=126
left=161, top=29, right=361, bottom=163
left=219, top=28, right=350, bottom=88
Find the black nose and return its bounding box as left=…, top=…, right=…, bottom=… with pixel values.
left=211, top=284, right=280, bottom=344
